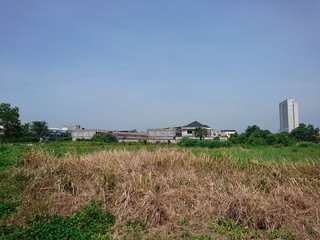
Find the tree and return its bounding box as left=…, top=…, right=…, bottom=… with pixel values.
left=20, top=122, right=38, bottom=142
left=0, top=103, right=22, bottom=143
left=30, top=121, right=49, bottom=141
left=244, top=125, right=261, bottom=138
left=274, top=132, right=293, bottom=146
left=290, top=123, right=319, bottom=143
left=193, top=127, right=208, bottom=141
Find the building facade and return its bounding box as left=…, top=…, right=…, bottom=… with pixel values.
left=220, top=130, right=237, bottom=137
left=279, top=99, right=299, bottom=133
left=147, top=128, right=177, bottom=143
left=147, top=121, right=219, bottom=142
left=180, top=121, right=218, bottom=139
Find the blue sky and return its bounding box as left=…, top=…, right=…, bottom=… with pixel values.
left=1, top=0, right=319, bottom=133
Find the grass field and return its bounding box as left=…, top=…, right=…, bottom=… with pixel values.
left=1, top=142, right=320, bottom=239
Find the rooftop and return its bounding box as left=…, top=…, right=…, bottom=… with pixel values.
left=182, top=121, right=210, bottom=128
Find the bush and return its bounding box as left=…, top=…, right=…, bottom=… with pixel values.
left=0, top=200, right=19, bottom=218
left=90, top=134, right=118, bottom=143
left=178, top=138, right=231, bottom=148
left=55, top=136, right=72, bottom=142
left=178, top=138, right=199, bottom=147
left=294, top=141, right=315, bottom=148
left=209, top=140, right=231, bottom=148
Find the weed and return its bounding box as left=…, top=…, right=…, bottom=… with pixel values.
left=209, top=217, right=298, bottom=240
left=123, top=218, right=149, bottom=239
left=178, top=217, right=189, bottom=226
left=0, top=200, right=115, bottom=239
left=0, top=200, right=20, bottom=218
left=180, top=228, right=191, bottom=238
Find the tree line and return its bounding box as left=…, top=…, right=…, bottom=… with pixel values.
left=228, top=124, right=319, bottom=145
left=0, top=103, right=50, bottom=143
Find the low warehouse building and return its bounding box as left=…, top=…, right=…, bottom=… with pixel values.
left=147, top=128, right=178, bottom=143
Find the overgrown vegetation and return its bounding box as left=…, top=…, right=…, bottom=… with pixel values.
left=1, top=143, right=319, bottom=239
left=1, top=200, right=115, bottom=239
left=178, top=137, right=231, bottom=148
left=90, top=133, right=118, bottom=143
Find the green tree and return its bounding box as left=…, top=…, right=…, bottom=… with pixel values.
left=229, top=125, right=293, bottom=146
left=30, top=121, right=49, bottom=141
left=20, top=123, right=38, bottom=142
left=193, top=127, right=208, bottom=141
left=0, top=103, right=22, bottom=143
left=274, top=132, right=293, bottom=146
left=244, top=125, right=261, bottom=138
left=290, top=123, right=319, bottom=143
left=228, top=132, right=247, bottom=144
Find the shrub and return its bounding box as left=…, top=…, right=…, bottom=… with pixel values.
left=294, top=141, right=315, bottom=148
left=55, top=136, right=72, bottom=142
left=178, top=138, right=232, bottom=148
left=177, top=138, right=199, bottom=147
left=0, top=200, right=19, bottom=218
left=90, top=134, right=118, bottom=143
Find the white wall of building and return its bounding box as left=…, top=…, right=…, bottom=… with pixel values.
left=71, top=130, right=97, bottom=141
left=279, top=99, right=299, bottom=133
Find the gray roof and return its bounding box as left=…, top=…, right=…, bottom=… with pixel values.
left=182, top=121, right=210, bottom=128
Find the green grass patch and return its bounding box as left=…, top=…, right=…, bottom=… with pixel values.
left=0, top=144, right=31, bottom=172
left=191, top=144, right=320, bottom=163
left=0, top=200, right=115, bottom=240
left=31, top=141, right=163, bottom=157
left=208, top=217, right=298, bottom=240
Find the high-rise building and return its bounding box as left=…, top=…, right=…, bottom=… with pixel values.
left=279, top=99, right=299, bottom=133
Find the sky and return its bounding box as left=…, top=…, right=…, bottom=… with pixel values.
left=1, top=0, right=319, bottom=133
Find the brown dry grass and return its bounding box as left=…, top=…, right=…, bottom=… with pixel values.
left=8, top=148, right=320, bottom=238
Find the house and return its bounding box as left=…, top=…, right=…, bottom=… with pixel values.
left=146, top=121, right=219, bottom=142
left=63, top=124, right=81, bottom=131
left=180, top=121, right=218, bottom=139
left=220, top=130, right=237, bottom=138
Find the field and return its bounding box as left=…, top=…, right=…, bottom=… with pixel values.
left=1, top=142, right=320, bottom=239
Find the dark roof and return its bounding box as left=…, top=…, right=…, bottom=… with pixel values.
left=182, top=121, right=210, bottom=128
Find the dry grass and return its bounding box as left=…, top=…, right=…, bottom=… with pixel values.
left=8, top=148, right=320, bottom=238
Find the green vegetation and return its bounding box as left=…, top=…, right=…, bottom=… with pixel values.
left=192, top=143, right=320, bottom=163
left=0, top=103, right=22, bottom=143
left=229, top=125, right=319, bottom=146
left=178, top=137, right=231, bottom=148
left=90, top=133, right=118, bottom=143
left=208, top=217, right=297, bottom=240
left=30, top=121, right=49, bottom=142
left=290, top=123, right=320, bottom=142
left=193, top=127, right=208, bottom=141
left=179, top=124, right=319, bottom=150
left=0, top=144, right=30, bottom=172
left=1, top=200, right=115, bottom=240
